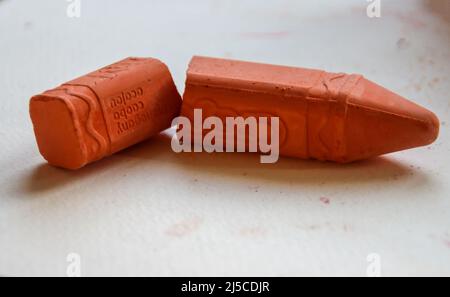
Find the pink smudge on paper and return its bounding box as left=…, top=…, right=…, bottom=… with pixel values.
left=320, top=197, right=330, bottom=205
left=165, top=217, right=202, bottom=238
left=443, top=240, right=450, bottom=249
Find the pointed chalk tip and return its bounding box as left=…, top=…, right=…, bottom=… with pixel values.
left=422, top=109, right=440, bottom=145
left=344, top=79, right=440, bottom=161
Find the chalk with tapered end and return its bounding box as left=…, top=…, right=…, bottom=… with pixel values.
left=181, top=56, right=439, bottom=162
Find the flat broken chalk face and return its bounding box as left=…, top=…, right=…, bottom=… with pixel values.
left=30, top=97, right=89, bottom=170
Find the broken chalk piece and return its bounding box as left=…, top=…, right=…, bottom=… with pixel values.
left=30, top=57, right=182, bottom=169
left=181, top=56, right=439, bottom=163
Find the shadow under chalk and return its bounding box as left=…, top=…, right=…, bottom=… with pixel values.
left=24, top=132, right=428, bottom=195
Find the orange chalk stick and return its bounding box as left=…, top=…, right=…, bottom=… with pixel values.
left=30, top=57, right=181, bottom=169
left=181, top=56, right=439, bottom=163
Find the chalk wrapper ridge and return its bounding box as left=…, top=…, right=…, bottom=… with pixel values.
left=30, top=57, right=182, bottom=169
left=181, top=56, right=440, bottom=162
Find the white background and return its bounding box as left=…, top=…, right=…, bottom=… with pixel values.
left=0, top=0, right=449, bottom=276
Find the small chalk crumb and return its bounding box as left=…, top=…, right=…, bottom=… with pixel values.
left=249, top=185, right=260, bottom=193
left=414, top=84, right=422, bottom=92
left=428, top=77, right=441, bottom=88
left=308, top=224, right=321, bottom=231
left=320, top=197, right=330, bottom=205
left=396, top=38, right=410, bottom=50
left=24, top=21, right=33, bottom=30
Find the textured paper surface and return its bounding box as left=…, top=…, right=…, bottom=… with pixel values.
left=0, top=0, right=449, bottom=276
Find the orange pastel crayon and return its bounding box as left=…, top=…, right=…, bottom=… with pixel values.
left=30, top=57, right=181, bottom=169
left=181, top=56, right=439, bottom=163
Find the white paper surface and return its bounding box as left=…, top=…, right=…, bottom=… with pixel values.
left=0, top=0, right=449, bottom=276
